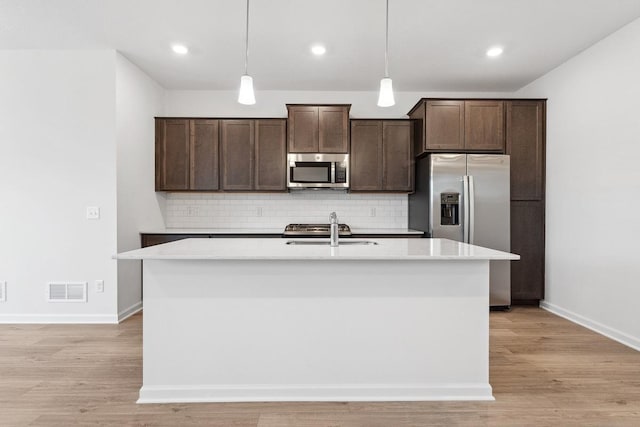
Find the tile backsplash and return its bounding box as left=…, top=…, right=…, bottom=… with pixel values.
left=165, top=192, right=408, bottom=229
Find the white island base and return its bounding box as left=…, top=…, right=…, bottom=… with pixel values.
left=134, top=241, right=504, bottom=403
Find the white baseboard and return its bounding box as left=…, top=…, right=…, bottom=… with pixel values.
left=118, top=301, right=143, bottom=322
left=540, top=300, right=640, bottom=352
left=137, top=384, right=495, bottom=404
left=0, top=314, right=119, bottom=324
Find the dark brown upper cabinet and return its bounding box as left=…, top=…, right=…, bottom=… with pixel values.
left=350, top=120, right=413, bottom=192
left=190, top=120, right=219, bottom=190
left=426, top=100, right=465, bottom=151
left=220, top=119, right=287, bottom=192
left=408, top=99, right=505, bottom=155
left=221, top=120, right=254, bottom=191
left=506, top=100, right=545, bottom=201
left=465, top=100, right=504, bottom=150
left=350, top=121, right=383, bottom=191
left=287, top=106, right=317, bottom=153
left=382, top=121, right=414, bottom=192
left=287, top=105, right=350, bottom=153
left=254, top=120, right=287, bottom=191
left=156, top=119, right=219, bottom=191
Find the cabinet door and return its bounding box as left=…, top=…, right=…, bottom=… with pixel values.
left=506, top=100, right=545, bottom=200
left=287, top=106, right=318, bottom=152
left=350, top=121, right=383, bottom=191
left=319, top=106, right=349, bottom=153
left=464, top=100, right=504, bottom=150
left=511, top=201, right=545, bottom=302
left=408, top=102, right=426, bottom=157
left=255, top=119, right=286, bottom=191
left=156, top=119, right=190, bottom=190
left=190, top=120, right=219, bottom=191
left=383, top=121, right=413, bottom=192
left=220, top=120, right=254, bottom=191
left=425, top=100, right=465, bottom=150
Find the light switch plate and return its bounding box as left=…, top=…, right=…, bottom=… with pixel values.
left=86, top=206, right=100, bottom=220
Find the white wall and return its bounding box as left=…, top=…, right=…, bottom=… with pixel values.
left=517, top=18, right=640, bottom=350
left=0, top=50, right=119, bottom=322
left=115, top=53, right=166, bottom=321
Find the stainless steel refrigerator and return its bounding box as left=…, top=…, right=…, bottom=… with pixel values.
left=409, top=154, right=511, bottom=307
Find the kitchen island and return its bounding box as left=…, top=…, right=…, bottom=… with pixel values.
left=117, top=238, right=518, bottom=403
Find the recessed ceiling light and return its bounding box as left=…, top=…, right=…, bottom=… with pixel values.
left=172, top=44, right=189, bottom=55
left=311, top=45, right=326, bottom=56
left=486, top=46, right=503, bottom=57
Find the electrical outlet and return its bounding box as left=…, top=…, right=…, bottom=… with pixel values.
left=370, top=207, right=376, bottom=217
left=95, top=280, right=104, bottom=293
left=86, top=206, right=100, bottom=220
left=0, top=281, right=6, bottom=302
left=256, top=207, right=263, bottom=217
left=187, top=206, right=200, bottom=216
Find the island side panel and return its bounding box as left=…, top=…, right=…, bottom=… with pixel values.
left=139, top=259, right=491, bottom=403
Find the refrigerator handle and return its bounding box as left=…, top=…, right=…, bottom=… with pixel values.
left=462, top=175, right=470, bottom=243
left=468, top=175, right=475, bottom=245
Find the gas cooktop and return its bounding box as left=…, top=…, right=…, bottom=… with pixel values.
left=283, top=223, right=352, bottom=236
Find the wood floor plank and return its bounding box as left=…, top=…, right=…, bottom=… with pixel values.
left=0, top=308, right=639, bottom=426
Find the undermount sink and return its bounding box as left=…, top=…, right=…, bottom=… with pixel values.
left=285, top=240, right=378, bottom=246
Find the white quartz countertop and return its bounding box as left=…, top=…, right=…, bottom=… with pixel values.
left=140, top=228, right=425, bottom=235
left=117, top=238, right=518, bottom=261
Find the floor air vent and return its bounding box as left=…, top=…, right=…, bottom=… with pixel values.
left=47, top=282, right=87, bottom=302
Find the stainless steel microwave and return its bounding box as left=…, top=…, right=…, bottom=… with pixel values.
left=287, top=153, right=349, bottom=189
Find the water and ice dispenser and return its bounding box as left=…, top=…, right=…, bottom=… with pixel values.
left=440, top=192, right=459, bottom=225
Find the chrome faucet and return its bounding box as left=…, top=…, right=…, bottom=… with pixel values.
left=329, top=211, right=339, bottom=247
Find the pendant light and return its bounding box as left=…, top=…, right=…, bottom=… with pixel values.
left=377, top=0, right=395, bottom=107
left=238, top=0, right=256, bottom=105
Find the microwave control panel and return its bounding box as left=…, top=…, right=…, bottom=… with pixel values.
left=335, top=165, right=347, bottom=183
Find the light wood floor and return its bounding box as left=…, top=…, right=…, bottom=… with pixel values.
left=1, top=307, right=639, bottom=426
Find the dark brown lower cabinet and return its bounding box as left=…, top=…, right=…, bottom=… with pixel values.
left=350, top=120, right=413, bottom=192
left=511, top=201, right=545, bottom=303
left=141, top=233, right=283, bottom=248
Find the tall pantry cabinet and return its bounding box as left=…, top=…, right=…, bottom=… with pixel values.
left=506, top=100, right=546, bottom=303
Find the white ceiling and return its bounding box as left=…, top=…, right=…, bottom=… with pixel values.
left=2, top=0, right=640, bottom=92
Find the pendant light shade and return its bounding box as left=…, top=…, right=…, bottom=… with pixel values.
left=377, top=77, right=395, bottom=107
left=238, top=0, right=256, bottom=105
left=238, top=74, right=256, bottom=105
left=377, top=0, right=395, bottom=107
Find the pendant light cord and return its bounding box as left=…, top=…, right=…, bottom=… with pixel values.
left=384, top=0, right=389, bottom=78
left=244, top=0, right=250, bottom=75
